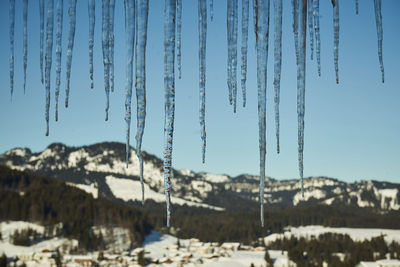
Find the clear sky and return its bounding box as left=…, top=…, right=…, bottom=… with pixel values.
left=0, top=0, right=399, bottom=183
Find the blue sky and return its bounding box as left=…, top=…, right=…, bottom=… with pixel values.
left=0, top=0, right=399, bottom=183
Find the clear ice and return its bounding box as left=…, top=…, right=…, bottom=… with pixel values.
left=313, top=0, right=321, bottom=76
left=374, top=0, right=384, bottom=83
left=177, top=0, right=182, bottom=79
left=9, top=0, right=15, bottom=99
left=65, top=0, right=77, bottom=108
left=136, top=0, right=149, bottom=205
left=307, top=0, right=314, bottom=60
left=124, top=0, right=134, bottom=169
left=102, top=0, right=110, bottom=120
left=164, top=0, right=177, bottom=227
left=199, top=0, right=207, bottom=164
left=23, top=0, right=28, bottom=94
left=40, top=0, right=44, bottom=84
left=273, top=0, right=282, bottom=154
left=255, top=0, right=270, bottom=227
left=292, top=0, right=299, bottom=65
left=227, top=0, right=238, bottom=112
left=89, top=0, right=95, bottom=89
left=55, top=0, right=63, bottom=121
left=297, top=0, right=307, bottom=197
left=333, top=0, right=339, bottom=84
left=109, top=0, right=115, bottom=92
left=45, top=0, right=54, bottom=136
left=241, top=0, right=249, bottom=108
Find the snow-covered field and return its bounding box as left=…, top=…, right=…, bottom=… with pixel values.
left=2, top=221, right=400, bottom=267
left=0, top=221, right=78, bottom=258
left=143, top=231, right=292, bottom=267
left=264, top=225, right=400, bottom=245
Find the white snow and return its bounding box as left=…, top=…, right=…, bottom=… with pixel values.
left=66, top=182, right=98, bottom=198
left=378, top=188, right=400, bottom=210
left=201, top=173, right=230, bottom=183
left=143, top=231, right=293, bottom=267
left=5, top=148, right=28, bottom=157
left=105, top=175, right=224, bottom=210
left=293, top=189, right=326, bottom=206
left=0, top=221, right=78, bottom=257
left=191, top=180, right=212, bottom=198
left=264, top=225, right=400, bottom=245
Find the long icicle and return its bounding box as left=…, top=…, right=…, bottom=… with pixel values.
left=199, top=0, right=207, bottom=164
left=227, top=0, right=238, bottom=112
left=124, top=0, right=134, bottom=168
left=241, top=0, right=249, bottom=108
left=307, top=0, right=314, bottom=60
left=292, top=0, right=299, bottom=65
left=102, top=0, right=110, bottom=120
left=297, top=0, right=307, bottom=197
left=88, top=0, right=95, bottom=89
left=373, top=0, right=384, bottom=83
left=164, top=0, right=177, bottom=227
left=55, top=0, right=64, bottom=121
left=39, top=0, right=45, bottom=84
left=333, top=0, right=339, bottom=84
left=210, top=0, right=214, bottom=21
left=136, top=0, right=149, bottom=205
left=109, top=0, right=116, bottom=92
left=177, top=0, right=182, bottom=79
left=65, top=0, right=77, bottom=108
left=23, top=0, right=28, bottom=94
left=273, top=0, right=282, bottom=154
left=355, top=0, right=359, bottom=15
left=313, top=0, right=321, bottom=76
left=255, top=0, right=270, bottom=227
left=45, top=0, right=54, bottom=136
left=9, top=0, right=15, bottom=99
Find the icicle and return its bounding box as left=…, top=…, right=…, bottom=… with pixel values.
left=65, top=0, right=77, bottom=108
left=124, top=0, right=134, bottom=168
left=374, top=0, right=384, bottom=83
left=241, top=0, right=249, bottom=108
left=199, top=0, right=207, bottom=164
left=9, top=0, right=15, bottom=99
left=333, top=0, right=339, bottom=84
left=227, top=0, right=238, bottom=112
left=177, top=0, right=182, bottom=79
left=136, top=0, right=149, bottom=205
left=355, top=0, right=359, bottom=15
left=45, top=0, right=54, bottom=136
left=297, top=0, right=306, bottom=197
left=255, top=0, right=270, bottom=227
left=55, top=0, right=63, bottom=121
left=210, top=0, right=214, bottom=21
left=88, top=0, right=95, bottom=89
left=109, top=0, right=115, bottom=92
left=23, top=0, right=28, bottom=94
left=273, top=0, right=282, bottom=154
left=313, top=0, right=321, bottom=76
left=307, top=0, right=314, bottom=60
left=40, top=0, right=44, bottom=85
left=164, top=0, right=177, bottom=227
left=102, top=0, right=110, bottom=120
left=292, top=0, right=299, bottom=65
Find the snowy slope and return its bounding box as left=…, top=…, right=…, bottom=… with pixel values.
left=1, top=142, right=399, bottom=211
left=264, top=225, right=400, bottom=245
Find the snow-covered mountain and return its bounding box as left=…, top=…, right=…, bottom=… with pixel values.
left=1, top=142, right=399, bottom=211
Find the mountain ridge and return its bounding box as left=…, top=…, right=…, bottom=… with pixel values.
left=1, top=141, right=399, bottom=212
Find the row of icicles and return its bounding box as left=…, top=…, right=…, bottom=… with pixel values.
left=8, top=0, right=384, bottom=227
